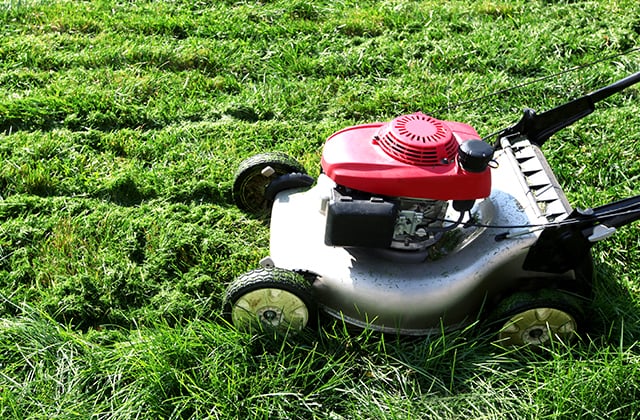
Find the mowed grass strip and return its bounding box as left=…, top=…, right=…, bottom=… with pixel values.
left=1, top=0, right=640, bottom=418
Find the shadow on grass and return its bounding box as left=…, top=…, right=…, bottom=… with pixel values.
left=165, top=181, right=234, bottom=207
left=99, top=175, right=152, bottom=206
left=586, top=261, right=640, bottom=346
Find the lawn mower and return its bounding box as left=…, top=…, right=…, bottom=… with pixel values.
left=224, top=71, right=640, bottom=346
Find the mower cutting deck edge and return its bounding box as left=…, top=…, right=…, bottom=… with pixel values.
left=224, top=71, right=640, bottom=347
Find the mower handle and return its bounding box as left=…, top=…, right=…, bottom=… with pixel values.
left=496, top=70, right=640, bottom=147
left=576, top=194, right=640, bottom=232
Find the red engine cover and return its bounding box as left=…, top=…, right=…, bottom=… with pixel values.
left=321, top=112, right=491, bottom=200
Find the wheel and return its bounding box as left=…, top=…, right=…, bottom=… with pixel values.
left=233, top=152, right=306, bottom=215
left=223, top=268, right=315, bottom=333
left=490, top=289, right=584, bottom=347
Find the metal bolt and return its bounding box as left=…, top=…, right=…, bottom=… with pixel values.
left=261, top=166, right=275, bottom=177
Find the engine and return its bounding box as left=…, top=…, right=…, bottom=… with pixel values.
left=392, top=197, right=448, bottom=250
left=320, top=112, right=494, bottom=251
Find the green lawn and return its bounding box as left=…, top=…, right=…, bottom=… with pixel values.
left=1, top=0, right=640, bottom=418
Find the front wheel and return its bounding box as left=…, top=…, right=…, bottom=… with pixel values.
left=232, top=152, right=307, bottom=216
left=223, top=268, right=316, bottom=333
left=489, top=289, right=584, bottom=347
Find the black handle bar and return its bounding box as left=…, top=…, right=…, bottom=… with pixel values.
left=496, top=71, right=640, bottom=146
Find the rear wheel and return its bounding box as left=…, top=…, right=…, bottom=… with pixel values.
left=233, top=152, right=306, bottom=216
left=490, top=289, right=584, bottom=347
left=223, top=268, right=315, bottom=333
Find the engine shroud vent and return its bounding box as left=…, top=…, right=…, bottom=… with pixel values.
left=376, top=112, right=458, bottom=166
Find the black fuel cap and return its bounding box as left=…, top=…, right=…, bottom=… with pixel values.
left=458, top=140, right=494, bottom=172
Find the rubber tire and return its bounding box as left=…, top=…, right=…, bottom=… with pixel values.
left=223, top=268, right=316, bottom=333
left=233, top=152, right=306, bottom=216
left=488, top=289, right=585, bottom=347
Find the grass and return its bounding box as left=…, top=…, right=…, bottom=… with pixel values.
left=1, top=0, right=640, bottom=418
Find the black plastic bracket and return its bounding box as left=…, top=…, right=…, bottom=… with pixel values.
left=523, top=195, right=640, bottom=273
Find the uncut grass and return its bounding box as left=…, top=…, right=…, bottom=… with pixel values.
left=1, top=0, right=640, bottom=418
left=2, top=312, right=639, bottom=418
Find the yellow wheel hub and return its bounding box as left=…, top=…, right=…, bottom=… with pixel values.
left=499, top=307, right=577, bottom=346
